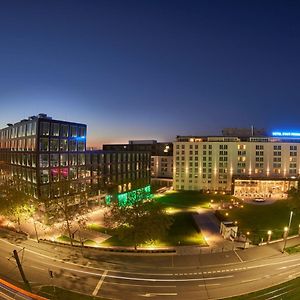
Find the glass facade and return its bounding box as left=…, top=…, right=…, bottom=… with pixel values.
left=0, top=115, right=151, bottom=202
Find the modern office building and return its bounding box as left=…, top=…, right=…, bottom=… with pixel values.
left=174, top=128, right=300, bottom=197
left=103, top=140, right=173, bottom=179
left=0, top=114, right=151, bottom=203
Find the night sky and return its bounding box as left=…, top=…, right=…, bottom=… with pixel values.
left=0, top=1, right=300, bottom=147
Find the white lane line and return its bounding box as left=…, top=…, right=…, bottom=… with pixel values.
left=140, top=293, right=178, bottom=297
left=31, top=266, right=46, bottom=271
left=104, top=281, right=176, bottom=288
left=241, top=278, right=260, bottom=283
left=92, top=270, right=108, bottom=296
left=233, top=250, right=243, bottom=262
left=198, top=283, right=220, bottom=287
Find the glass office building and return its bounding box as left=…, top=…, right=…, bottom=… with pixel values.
left=0, top=114, right=151, bottom=202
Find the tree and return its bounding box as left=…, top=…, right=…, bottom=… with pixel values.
left=104, top=199, right=173, bottom=249
left=0, top=179, right=34, bottom=231
left=45, top=182, right=91, bottom=246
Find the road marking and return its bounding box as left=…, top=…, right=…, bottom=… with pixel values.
left=140, top=293, right=178, bottom=297
left=31, top=266, right=46, bottom=271
left=233, top=250, right=243, bottom=262
left=198, top=283, right=220, bottom=287
left=104, top=282, right=176, bottom=288
left=241, top=278, right=259, bottom=283
left=92, top=270, right=108, bottom=296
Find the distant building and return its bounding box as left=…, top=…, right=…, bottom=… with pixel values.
left=174, top=128, right=300, bottom=196
left=103, top=140, right=173, bottom=179
left=0, top=114, right=151, bottom=203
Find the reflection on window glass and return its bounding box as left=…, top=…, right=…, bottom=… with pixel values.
left=39, top=154, right=49, bottom=168
left=60, top=139, right=68, bottom=151
left=39, top=138, right=49, bottom=151
left=26, top=123, right=32, bottom=136
left=40, top=122, right=50, bottom=136
left=51, top=123, right=60, bottom=136
left=50, top=139, right=59, bottom=151
left=61, top=124, right=69, bottom=137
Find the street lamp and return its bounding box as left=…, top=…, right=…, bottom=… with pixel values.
left=267, top=230, right=272, bottom=244
left=282, top=211, right=294, bottom=252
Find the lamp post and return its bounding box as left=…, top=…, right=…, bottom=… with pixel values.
left=267, top=230, right=272, bottom=244
left=282, top=211, right=293, bottom=253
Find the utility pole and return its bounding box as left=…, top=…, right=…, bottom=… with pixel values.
left=13, top=249, right=31, bottom=292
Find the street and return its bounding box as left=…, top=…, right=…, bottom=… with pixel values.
left=1, top=231, right=300, bottom=299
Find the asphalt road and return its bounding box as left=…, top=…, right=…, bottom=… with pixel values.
left=1, top=233, right=300, bottom=300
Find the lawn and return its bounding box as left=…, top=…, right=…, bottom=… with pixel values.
left=88, top=212, right=207, bottom=247
left=38, top=286, right=107, bottom=300
left=154, top=190, right=236, bottom=210
left=217, top=199, right=300, bottom=244
left=227, top=276, right=300, bottom=299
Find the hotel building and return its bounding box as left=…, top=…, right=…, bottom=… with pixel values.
left=173, top=128, right=299, bottom=197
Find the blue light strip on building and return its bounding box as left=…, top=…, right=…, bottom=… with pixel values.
left=272, top=131, right=300, bottom=137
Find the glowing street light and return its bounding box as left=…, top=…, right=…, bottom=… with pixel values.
left=267, top=230, right=272, bottom=244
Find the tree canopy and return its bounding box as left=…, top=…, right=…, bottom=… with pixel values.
left=104, top=199, right=173, bottom=248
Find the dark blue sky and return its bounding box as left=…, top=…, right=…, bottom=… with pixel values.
left=0, top=1, right=300, bottom=146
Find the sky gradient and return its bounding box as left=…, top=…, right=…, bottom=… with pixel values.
left=0, top=0, right=300, bottom=147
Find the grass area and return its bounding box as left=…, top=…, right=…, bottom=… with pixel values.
left=217, top=199, right=300, bottom=244
left=154, top=190, right=236, bottom=210
left=38, top=286, right=107, bottom=300
left=56, top=235, right=97, bottom=246
left=285, top=244, right=300, bottom=254
left=227, top=276, right=300, bottom=299
left=88, top=212, right=206, bottom=247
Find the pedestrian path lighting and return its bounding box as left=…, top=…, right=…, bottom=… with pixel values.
left=298, top=224, right=300, bottom=236
left=267, top=230, right=272, bottom=244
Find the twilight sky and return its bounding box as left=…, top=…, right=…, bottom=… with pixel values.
left=0, top=0, right=300, bottom=147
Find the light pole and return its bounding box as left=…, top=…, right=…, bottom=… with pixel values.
left=267, top=230, right=272, bottom=244
left=282, top=211, right=293, bottom=253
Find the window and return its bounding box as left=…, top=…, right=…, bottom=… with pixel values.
left=50, top=139, right=59, bottom=152
left=70, top=126, right=77, bottom=137
left=40, top=122, right=50, bottom=136
left=60, top=154, right=68, bottom=166
left=40, top=170, right=49, bottom=183
left=78, top=154, right=85, bottom=165
left=69, top=140, right=77, bottom=152
left=60, top=139, right=68, bottom=151
left=61, top=124, right=69, bottom=137
left=39, top=154, right=49, bottom=168
left=51, top=123, right=60, bottom=136
left=50, top=154, right=59, bottom=167
left=50, top=168, right=59, bottom=182
left=78, top=141, right=85, bottom=151
left=39, top=138, right=49, bottom=151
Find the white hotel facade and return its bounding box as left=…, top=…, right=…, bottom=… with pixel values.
left=173, top=129, right=300, bottom=196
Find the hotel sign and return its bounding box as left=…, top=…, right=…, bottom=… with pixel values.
left=272, top=131, right=300, bottom=137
